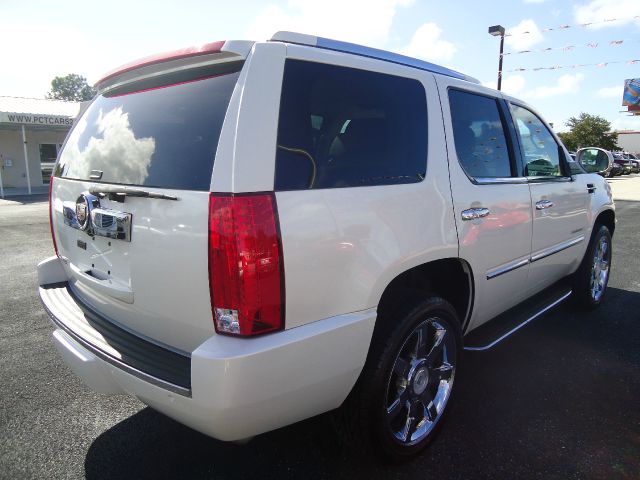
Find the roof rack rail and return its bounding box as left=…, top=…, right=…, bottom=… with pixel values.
left=270, top=31, right=479, bottom=84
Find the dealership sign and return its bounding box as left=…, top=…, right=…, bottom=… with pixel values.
left=0, top=112, right=74, bottom=127
left=623, top=79, right=640, bottom=115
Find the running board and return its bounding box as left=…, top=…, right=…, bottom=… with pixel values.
left=464, top=281, right=573, bottom=352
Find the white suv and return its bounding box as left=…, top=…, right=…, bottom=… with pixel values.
left=38, top=32, right=615, bottom=460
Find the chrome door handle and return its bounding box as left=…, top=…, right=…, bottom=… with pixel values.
left=461, top=207, right=491, bottom=221
left=535, top=200, right=554, bottom=210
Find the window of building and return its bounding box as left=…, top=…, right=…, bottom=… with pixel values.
left=448, top=89, right=513, bottom=179
left=510, top=104, right=564, bottom=177
left=275, top=60, right=428, bottom=190
left=39, top=144, right=58, bottom=184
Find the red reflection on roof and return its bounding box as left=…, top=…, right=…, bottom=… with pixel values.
left=96, top=41, right=225, bottom=86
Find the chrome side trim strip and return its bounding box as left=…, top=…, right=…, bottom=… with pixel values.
left=526, top=176, right=572, bottom=184
left=486, top=236, right=585, bottom=280
left=41, top=297, right=192, bottom=398
left=530, top=235, right=585, bottom=263
left=486, top=257, right=530, bottom=280
left=464, top=290, right=572, bottom=352
left=487, top=236, right=585, bottom=281
left=473, top=177, right=528, bottom=185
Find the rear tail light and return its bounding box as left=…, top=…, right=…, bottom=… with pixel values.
left=49, top=177, right=59, bottom=257
left=208, top=193, right=284, bottom=336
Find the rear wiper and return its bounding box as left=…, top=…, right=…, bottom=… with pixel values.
left=89, top=186, right=178, bottom=202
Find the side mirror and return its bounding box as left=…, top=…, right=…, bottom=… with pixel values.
left=576, top=147, right=613, bottom=174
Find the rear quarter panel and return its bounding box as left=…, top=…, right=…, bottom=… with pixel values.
left=275, top=46, right=458, bottom=329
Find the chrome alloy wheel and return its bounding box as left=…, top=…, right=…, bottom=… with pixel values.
left=385, top=318, right=456, bottom=445
left=590, top=235, right=610, bottom=302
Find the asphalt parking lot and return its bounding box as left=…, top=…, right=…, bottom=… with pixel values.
left=1, top=180, right=639, bottom=480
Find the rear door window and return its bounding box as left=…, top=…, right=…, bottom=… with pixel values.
left=448, top=89, right=514, bottom=179
left=275, top=60, right=428, bottom=190
left=55, top=72, right=240, bottom=190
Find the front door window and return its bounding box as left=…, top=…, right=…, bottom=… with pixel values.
left=510, top=105, right=564, bottom=178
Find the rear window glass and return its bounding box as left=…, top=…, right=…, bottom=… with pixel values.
left=275, top=60, right=427, bottom=190
left=55, top=72, right=240, bottom=190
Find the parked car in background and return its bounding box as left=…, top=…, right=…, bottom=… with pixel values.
left=617, top=152, right=639, bottom=172
left=608, top=162, right=623, bottom=177
left=38, top=32, right=616, bottom=461
left=613, top=153, right=633, bottom=174
left=623, top=153, right=640, bottom=173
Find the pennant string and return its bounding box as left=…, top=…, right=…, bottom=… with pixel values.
left=505, top=15, right=640, bottom=36
left=502, top=39, right=635, bottom=56
left=505, top=59, right=640, bottom=72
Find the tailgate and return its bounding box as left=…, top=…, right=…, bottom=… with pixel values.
left=50, top=62, right=242, bottom=352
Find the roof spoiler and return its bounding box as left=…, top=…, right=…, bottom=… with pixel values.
left=95, top=40, right=255, bottom=94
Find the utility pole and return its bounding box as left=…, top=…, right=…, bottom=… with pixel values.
left=488, top=25, right=506, bottom=91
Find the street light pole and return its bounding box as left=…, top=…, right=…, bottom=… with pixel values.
left=488, top=25, right=506, bottom=91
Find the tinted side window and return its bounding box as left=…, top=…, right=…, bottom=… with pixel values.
left=448, top=89, right=513, bottom=178
left=510, top=104, right=563, bottom=177
left=275, top=60, right=427, bottom=190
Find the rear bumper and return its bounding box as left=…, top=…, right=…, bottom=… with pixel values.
left=38, top=256, right=376, bottom=441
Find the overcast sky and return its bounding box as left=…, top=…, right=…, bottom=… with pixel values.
left=1, top=0, right=639, bottom=132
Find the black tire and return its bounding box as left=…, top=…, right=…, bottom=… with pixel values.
left=335, top=294, right=462, bottom=461
left=572, top=224, right=612, bottom=310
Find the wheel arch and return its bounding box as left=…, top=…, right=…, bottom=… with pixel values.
left=594, top=208, right=615, bottom=236
left=375, top=258, right=475, bottom=335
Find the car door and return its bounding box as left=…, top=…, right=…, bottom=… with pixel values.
left=508, top=102, right=589, bottom=296
left=437, top=78, right=533, bottom=331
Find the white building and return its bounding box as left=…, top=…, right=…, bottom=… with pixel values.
left=616, top=130, right=640, bottom=154
left=0, top=96, right=80, bottom=196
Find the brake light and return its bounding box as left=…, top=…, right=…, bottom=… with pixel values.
left=208, top=193, right=284, bottom=336
left=49, top=177, right=59, bottom=257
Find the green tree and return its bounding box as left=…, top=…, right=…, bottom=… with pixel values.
left=46, top=74, right=96, bottom=101
left=557, top=113, right=618, bottom=151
